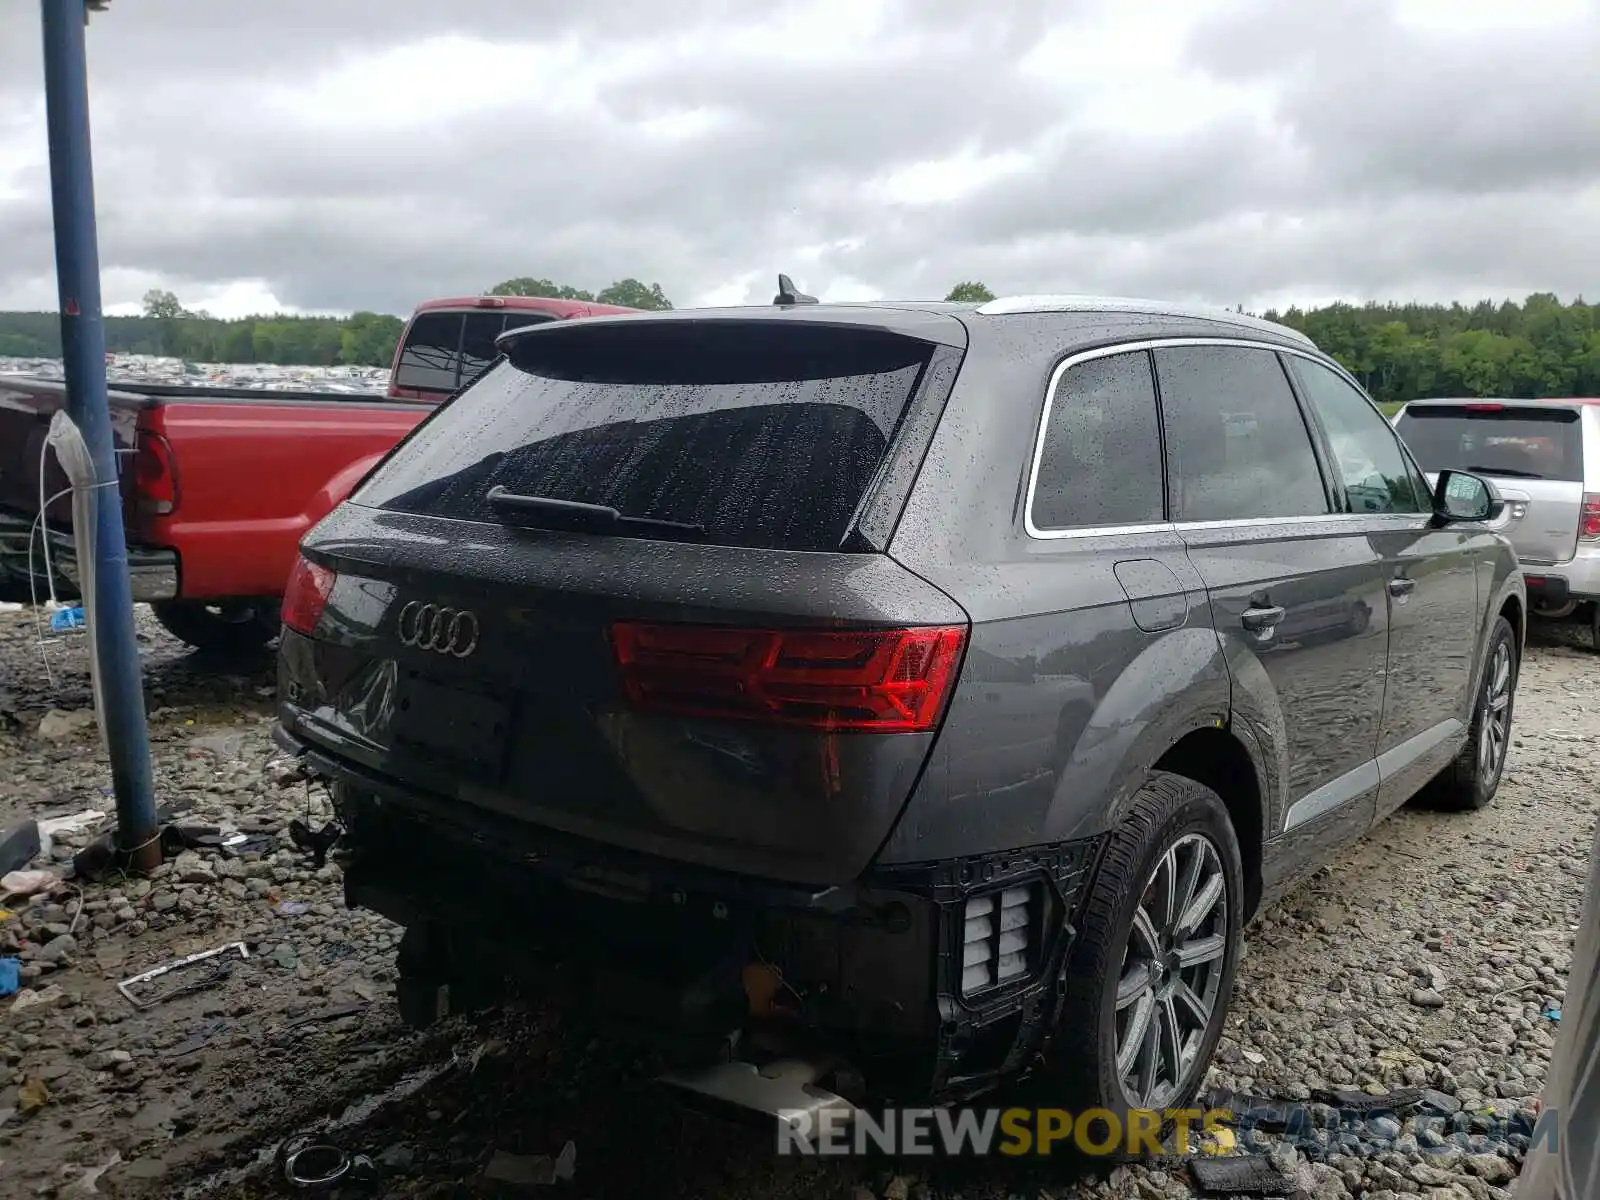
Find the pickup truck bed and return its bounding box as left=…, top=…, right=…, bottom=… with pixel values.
left=0, top=376, right=432, bottom=652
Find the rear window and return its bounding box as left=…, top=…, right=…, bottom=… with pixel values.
left=393, top=312, right=462, bottom=394
left=1396, top=405, right=1584, bottom=481
left=353, top=322, right=935, bottom=551
left=394, top=310, right=556, bottom=394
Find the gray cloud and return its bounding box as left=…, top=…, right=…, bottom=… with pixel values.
left=1, top=0, right=1596, bottom=318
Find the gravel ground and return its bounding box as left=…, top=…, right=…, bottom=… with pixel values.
left=0, top=604, right=1595, bottom=1200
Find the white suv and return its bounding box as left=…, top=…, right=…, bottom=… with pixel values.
left=1395, top=397, right=1600, bottom=645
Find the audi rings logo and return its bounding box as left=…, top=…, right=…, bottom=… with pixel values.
left=397, top=602, right=480, bottom=658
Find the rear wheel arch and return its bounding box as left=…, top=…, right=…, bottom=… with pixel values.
left=1499, top=592, right=1525, bottom=652
left=1152, top=727, right=1265, bottom=921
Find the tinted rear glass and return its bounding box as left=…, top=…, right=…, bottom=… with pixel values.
left=393, top=312, right=462, bottom=394
left=353, top=322, right=934, bottom=551
left=457, top=312, right=509, bottom=389
left=1396, top=405, right=1584, bottom=481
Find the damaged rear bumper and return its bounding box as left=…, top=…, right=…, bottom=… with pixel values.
left=273, top=722, right=1102, bottom=1105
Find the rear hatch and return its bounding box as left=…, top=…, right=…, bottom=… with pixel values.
left=1396, top=402, right=1587, bottom=564
left=285, top=314, right=971, bottom=886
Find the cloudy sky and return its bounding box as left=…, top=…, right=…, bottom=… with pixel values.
left=1, top=0, right=1596, bottom=319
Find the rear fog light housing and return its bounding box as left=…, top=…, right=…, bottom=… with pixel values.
left=961, top=884, right=1039, bottom=995
left=609, top=622, right=967, bottom=732
left=282, top=555, right=337, bottom=635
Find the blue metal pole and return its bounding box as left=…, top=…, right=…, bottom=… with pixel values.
left=40, top=0, right=160, bottom=871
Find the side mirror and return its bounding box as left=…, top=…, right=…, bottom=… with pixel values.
left=1431, top=469, right=1503, bottom=525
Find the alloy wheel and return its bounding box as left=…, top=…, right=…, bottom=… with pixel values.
left=1114, top=832, right=1230, bottom=1110
left=1479, top=640, right=1513, bottom=785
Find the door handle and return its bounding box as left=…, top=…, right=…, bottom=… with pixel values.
left=1388, top=577, right=1416, bottom=597
left=1241, top=605, right=1286, bottom=632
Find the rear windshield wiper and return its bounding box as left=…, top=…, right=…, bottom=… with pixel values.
left=485, top=486, right=706, bottom=540
left=1461, top=465, right=1546, bottom=479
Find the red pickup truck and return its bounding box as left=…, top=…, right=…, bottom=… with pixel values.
left=0, top=294, right=638, bottom=653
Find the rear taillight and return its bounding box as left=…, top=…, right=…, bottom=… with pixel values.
left=282, top=555, right=336, bottom=635
left=132, top=432, right=179, bottom=515
left=609, top=622, right=967, bottom=733
left=1582, top=494, right=1600, bottom=541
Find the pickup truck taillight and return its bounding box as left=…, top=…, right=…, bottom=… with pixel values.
left=1581, top=494, right=1600, bottom=541
left=282, top=555, right=337, bottom=635
left=133, top=432, right=179, bottom=515
left=609, top=621, right=967, bottom=732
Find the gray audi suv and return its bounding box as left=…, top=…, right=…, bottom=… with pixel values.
left=273, top=286, right=1525, bottom=1130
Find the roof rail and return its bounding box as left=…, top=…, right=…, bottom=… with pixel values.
left=973, top=294, right=1316, bottom=347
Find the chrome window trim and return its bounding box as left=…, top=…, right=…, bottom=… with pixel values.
left=1024, top=337, right=1375, bottom=541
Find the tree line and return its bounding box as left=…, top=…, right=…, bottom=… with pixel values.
left=0, top=280, right=1595, bottom=402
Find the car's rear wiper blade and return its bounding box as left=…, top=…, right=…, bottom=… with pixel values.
left=484, top=486, right=706, bottom=540
left=1462, top=465, right=1545, bottom=479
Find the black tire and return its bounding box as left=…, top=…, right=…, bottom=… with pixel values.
left=1426, top=614, right=1519, bottom=811
left=151, top=598, right=278, bottom=656
left=1036, top=772, right=1244, bottom=1151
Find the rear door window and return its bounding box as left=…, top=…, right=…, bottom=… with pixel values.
left=1395, top=405, right=1584, bottom=481
left=1288, top=357, right=1429, bottom=514
left=353, top=322, right=937, bottom=552
left=393, top=312, right=464, bottom=394
left=1155, top=345, right=1331, bottom=523
left=1030, top=349, right=1163, bottom=531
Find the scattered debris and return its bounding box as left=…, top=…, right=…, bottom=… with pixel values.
left=1306, top=1086, right=1424, bottom=1114
left=275, top=1003, right=367, bottom=1040
left=0, top=819, right=41, bottom=875
left=36, top=809, right=107, bottom=857
left=288, top=818, right=344, bottom=869
left=482, top=1142, right=577, bottom=1188
left=1, top=867, right=61, bottom=898
left=0, top=958, right=18, bottom=997
left=1189, top=1153, right=1298, bottom=1196
left=68, top=1151, right=122, bottom=1194
left=275, top=900, right=310, bottom=917
left=277, top=1133, right=379, bottom=1192
left=1545, top=1004, right=1563, bottom=1021
left=117, top=942, right=251, bottom=1009
left=18, top=1076, right=51, bottom=1114
left=49, top=606, right=86, bottom=633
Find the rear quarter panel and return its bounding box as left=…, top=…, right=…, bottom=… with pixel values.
left=878, top=314, right=1295, bottom=864
left=147, top=399, right=428, bottom=598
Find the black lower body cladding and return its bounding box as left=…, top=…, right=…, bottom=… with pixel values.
left=275, top=721, right=1100, bottom=1102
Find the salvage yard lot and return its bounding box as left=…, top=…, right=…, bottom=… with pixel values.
left=0, top=606, right=1595, bottom=1199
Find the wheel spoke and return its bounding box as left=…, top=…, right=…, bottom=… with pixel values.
left=1173, top=978, right=1212, bottom=1027
left=1174, top=842, right=1204, bottom=931
left=1177, top=933, right=1227, bottom=969
left=1137, top=994, right=1161, bottom=1100
left=1158, top=994, right=1184, bottom=1088
left=1117, top=967, right=1152, bottom=1010
left=1176, top=873, right=1224, bottom=940
left=1130, top=906, right=1162, bottom=959
left=1117, top=991, right=1155, bottom=1077
left=1157, top=848, right=1179, bottom=930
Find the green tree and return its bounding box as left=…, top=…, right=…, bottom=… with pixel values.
left=339, top=312, right=404, bottom=367
left=596, top=278, right=673, bottom=310
left=945, top=281, right=996, bottom=303
left=141, top=289, right=184, bottom=319
left=487, top=277, right=595, bottom=301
